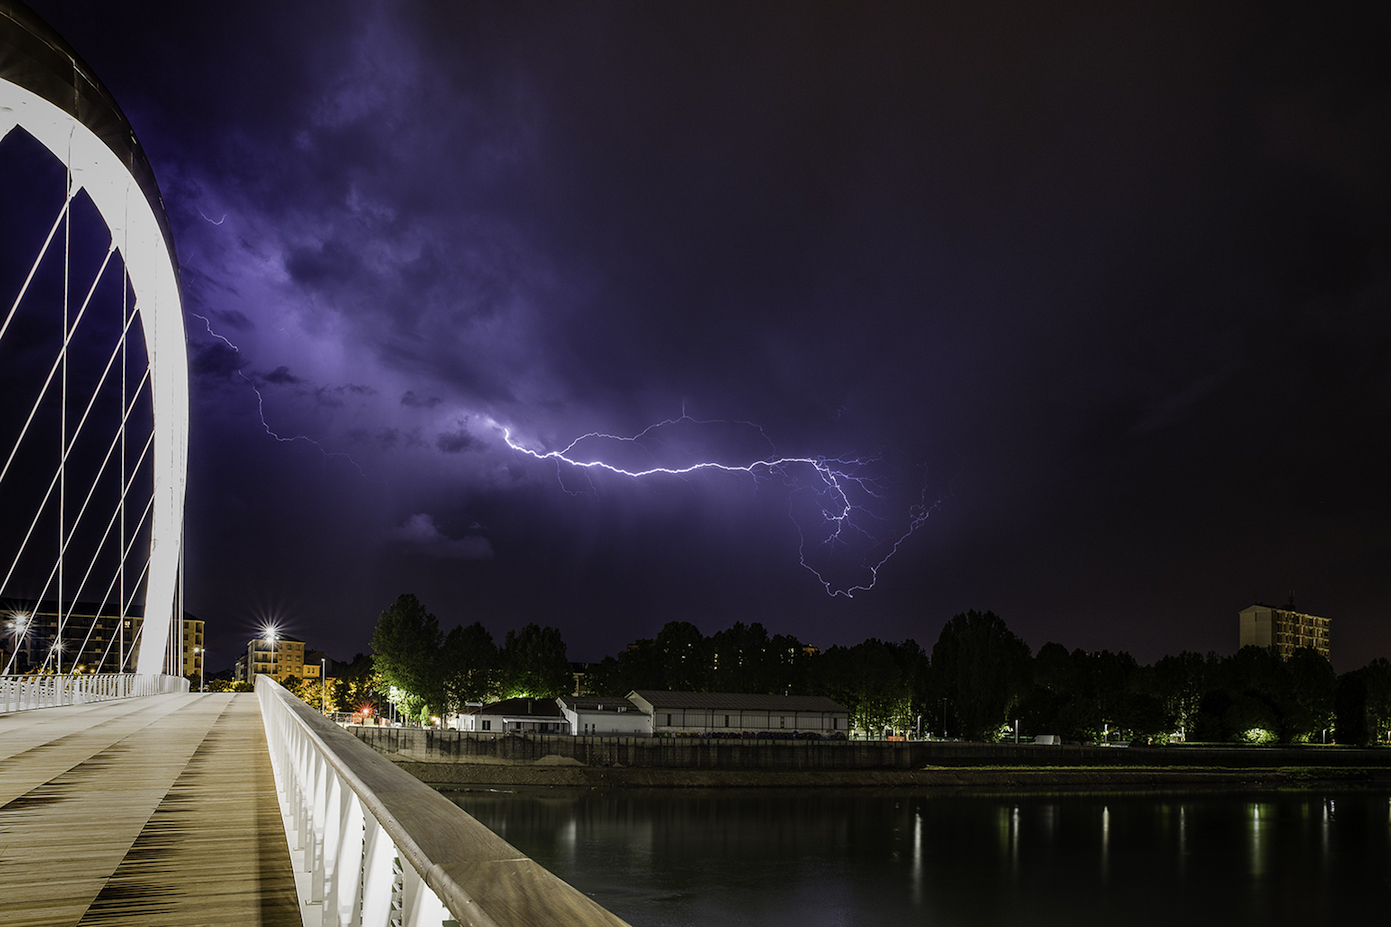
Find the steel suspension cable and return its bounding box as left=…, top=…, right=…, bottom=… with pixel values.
left=40, top=493, right=152, bottom=674
left=0, top=368, right=150, bottom=604
left=0, top=196, right=71, bottom=346
left=59, top=428, right=157, bottom=652
left=72, top=488, right=159, bottom=671
left=0, top=242, right=117, bottom=491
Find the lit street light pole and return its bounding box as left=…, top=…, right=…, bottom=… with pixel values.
left=3, top=613, right=30, bottom=675
left=263, top=626, right=279, bottom=682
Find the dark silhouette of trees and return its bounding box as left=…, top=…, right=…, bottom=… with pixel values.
left=810, top=640, right=912, bottom=735
left=370, top=594, right=447, bottom=719
left=655, top=621, right=708, bottom=691
left=498, top=623, right=571, bottom=698
left=708, top=622, right=779, bottom=693
left=1279, top=647, right=1336, bottom=742
left=362, top=592, right=1379, bottom=744
left=930, top=610, right=1031, bottom=740
left=1335, top=657, right=1391, bottom=745
left=1151, top=651, right=1210, bottom=741
left=336, top=652, right=378, bottom=713
left=442, top=622, right=498, bottom=706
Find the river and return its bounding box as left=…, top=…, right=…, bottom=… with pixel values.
left=445, top=786, right=1391, bottom=926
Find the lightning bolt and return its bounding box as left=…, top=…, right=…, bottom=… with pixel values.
left=187, top=310, right=365, bottom=476
left=495, top=413, right=938, bottom=597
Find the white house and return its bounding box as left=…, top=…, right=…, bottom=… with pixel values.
left=558, top=695, right=651, bottom=736
left=450, top=697, right=568, bottom=734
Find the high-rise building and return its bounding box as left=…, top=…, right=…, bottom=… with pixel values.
left=1239, top=604, right=1330, bottom=662
left=2, top=601, right=204, bottom=677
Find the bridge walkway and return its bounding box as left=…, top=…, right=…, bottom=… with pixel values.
left=0, top=692, right=300, bottom=927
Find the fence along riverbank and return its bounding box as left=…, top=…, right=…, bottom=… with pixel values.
left=350, top=727, right=1391, bottom=770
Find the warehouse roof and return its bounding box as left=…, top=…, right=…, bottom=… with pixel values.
left=629, top=690, right=847, bottom=713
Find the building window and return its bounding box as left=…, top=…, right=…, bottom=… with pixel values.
left=780, top=717, right=785, bottom=728
left=666, top=713, right=672, bottom=727
left=482, top=720, right=491, bottom=731
left=724, top=715, right=730, bottom=727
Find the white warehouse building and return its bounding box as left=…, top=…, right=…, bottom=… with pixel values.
left=629, top=690, right=849, bottom=736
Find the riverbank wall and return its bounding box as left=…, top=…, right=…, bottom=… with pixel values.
left=350, top=727, right=1391, bottom=772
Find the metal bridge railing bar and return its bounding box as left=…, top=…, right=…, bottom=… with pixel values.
left=256, top=675, right=632, bottom=927
left=0, top=672, right=187, bottom=712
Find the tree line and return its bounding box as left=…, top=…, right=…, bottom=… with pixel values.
left=365, top=592, right=1391, bottom=744
left=370, top=593, right=572, bottom=720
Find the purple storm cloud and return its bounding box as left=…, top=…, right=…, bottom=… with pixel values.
left=21, top=1, right=1391, bottom=670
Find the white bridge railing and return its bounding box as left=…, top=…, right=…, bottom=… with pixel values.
left=0, top=673, right=188, bottom=712
left=256, top=675, right=630, bottom=927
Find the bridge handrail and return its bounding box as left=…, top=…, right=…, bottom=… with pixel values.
left=256, top=675, right=630, bottom=927
left=0, top=673, right=187, bottom=712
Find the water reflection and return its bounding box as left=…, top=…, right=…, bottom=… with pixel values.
left=444, top=788, right=1391, bottom=926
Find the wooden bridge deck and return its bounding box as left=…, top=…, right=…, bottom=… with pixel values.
left=0, top=692, right=301, bottom=927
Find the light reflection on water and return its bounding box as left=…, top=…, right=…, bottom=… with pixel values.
left=443, top=787, right=1391, bottom=926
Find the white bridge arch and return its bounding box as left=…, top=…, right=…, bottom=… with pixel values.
left=1, top=2, right=187, bottom=677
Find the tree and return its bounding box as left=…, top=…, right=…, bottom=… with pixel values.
left=1278, top=647, right=1335, bottom=742
left=498, top=623, right=571, bottom=698
left=584, top=639, right=662, bottom=696
left=810, top=640, right=911, bottom=736
left=1337, top=658, right=1391, bottom=745
left=1334, top=671, right=1371, bottom=745
left=769, top=632, right=812, bottom=696
left=1217, top=646, right=1282, bottom=743
left=370, top=594, right=446, bottom=716
left=708, top=622, right=778, bottom=693
left=1032, top=642, right=1078, bottom=695
left=654, top=621, right=708, bottom=691
left=336, top=652, right=378, bottom=714
left=288, top=675, right=339, bottom=713
left=442, top=621, right=499, bottom=707
left=1152, top=651, right=1209, bottom=741
left=887, top=638, right=932, bottom=729
left=930, top=611, right=1032, bottom=740
left=1363, top=658, right=1391, bottom=744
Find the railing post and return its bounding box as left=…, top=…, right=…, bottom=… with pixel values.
left=308, top=752, right=328, bottom=903
left=321, top=773, right=346, bottom=927
left=359, top=815, right=395, bottom=925
left=334, top=796, right=366, bottom=927
left=400, top=864, right=450, bottom=927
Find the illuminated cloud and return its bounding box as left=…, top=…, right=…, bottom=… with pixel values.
left=388, top=513, right=493, bottom=561
left=34, top=1, right=1384, bottom=667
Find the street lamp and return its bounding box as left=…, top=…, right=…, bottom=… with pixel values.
left=3, top=613, right=30, bottom=674
left=194, top=647, right=205, bottom=692
left=320, top=657, right=327, bottom=714
left=262, top=624, right=279, bottom=681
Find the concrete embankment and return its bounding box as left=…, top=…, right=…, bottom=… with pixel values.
left=349, top=727, right=1391, bottom=789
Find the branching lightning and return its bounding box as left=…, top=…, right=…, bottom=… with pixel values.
left=187, top=310, right=365, bottom=475
left=495, top=413, right=938, bottom=597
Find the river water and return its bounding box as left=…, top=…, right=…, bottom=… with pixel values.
left=445, top=786, right=1391, bottom=926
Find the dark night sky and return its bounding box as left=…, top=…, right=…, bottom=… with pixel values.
left=20, top=1, right=1391, bottom=672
